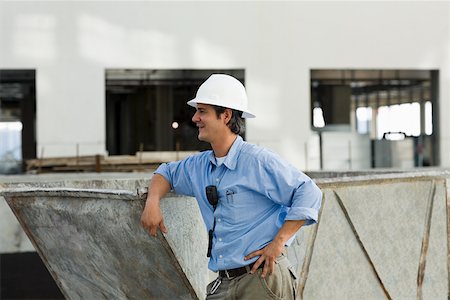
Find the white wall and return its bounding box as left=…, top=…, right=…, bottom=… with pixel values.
left=0, top=1, right=449, bottom=169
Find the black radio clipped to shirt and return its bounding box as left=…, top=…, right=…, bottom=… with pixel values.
left=206, top=185, right=218, bottom=257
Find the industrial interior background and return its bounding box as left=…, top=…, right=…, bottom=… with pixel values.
left=0, top=1, right=449, bottom=299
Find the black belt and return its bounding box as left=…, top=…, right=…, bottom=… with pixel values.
left=218, top=262, right=263, bottom=279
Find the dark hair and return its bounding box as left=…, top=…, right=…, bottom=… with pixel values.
left=212, top=105, right=245, bottom=135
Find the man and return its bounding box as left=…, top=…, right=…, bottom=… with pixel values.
left=141, top=74, right=322, bottom=299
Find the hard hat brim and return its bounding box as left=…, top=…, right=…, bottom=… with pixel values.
left=187, top=99, right=256, bottom=118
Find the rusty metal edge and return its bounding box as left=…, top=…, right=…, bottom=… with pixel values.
left=416, top=180, right=436, bottom=300
left=155, top=232, right=200, bottom=300
left=334, top=190, right=392, bottom=300
left=137, top=196, right=200, bottom=299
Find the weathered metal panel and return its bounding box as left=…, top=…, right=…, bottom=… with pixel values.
left=302, top=189, right=388, bottom=299
left=3, top=188, right=205, bottom=300
left=336, top=180, right=432, bottom=299
left=306, top=177, right=449, bottom=299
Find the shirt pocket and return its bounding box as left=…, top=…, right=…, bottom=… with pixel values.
left=223, top=190, right=267, bottom=225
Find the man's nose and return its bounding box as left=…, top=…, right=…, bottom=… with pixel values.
left=192, top=111, right=200, bottom=122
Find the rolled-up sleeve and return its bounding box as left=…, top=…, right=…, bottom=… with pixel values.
left=260, top=151, right=322, bottom=226
left=285, top=179, right=322, bottom=225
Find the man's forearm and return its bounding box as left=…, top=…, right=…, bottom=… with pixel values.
left=272, top=220, right=306, bottom=247
left=145, top=174, right=171, bottom=205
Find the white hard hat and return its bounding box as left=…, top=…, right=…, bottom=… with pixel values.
left=187, top=74, right=255, bottom=118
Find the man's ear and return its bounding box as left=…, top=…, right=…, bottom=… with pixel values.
left=223, top=108, right=232, bottom=125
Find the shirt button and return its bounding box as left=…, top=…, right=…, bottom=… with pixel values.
left=216, top=178, right=220, bottom=182
left=219, top=255, right=223, bottom=258
left=218, top=238, right=222, bottom=242
left=217, top=218, right=221, bottom=222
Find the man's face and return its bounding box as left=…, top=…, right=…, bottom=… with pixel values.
left=191, top=103, right=230, bottom=143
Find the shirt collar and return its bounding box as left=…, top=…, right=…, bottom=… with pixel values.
left=208, top=135, right=243, bottom=170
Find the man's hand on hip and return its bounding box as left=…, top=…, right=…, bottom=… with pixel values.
left=244, top=239, right=284, bottom=278
left=244, top=220, right=305, bottom=278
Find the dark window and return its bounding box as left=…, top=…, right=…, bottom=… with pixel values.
left=106, top=69, right=245, bottom=155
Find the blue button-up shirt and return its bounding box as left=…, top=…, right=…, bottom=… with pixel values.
left=155, top=135, right=322, bottom=272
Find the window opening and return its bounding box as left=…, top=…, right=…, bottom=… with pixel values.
left=311, top=69, right=439, bottom=168
left=105, top=69, right=245, bottom=155
left=0, top=70, right=36, bottom=174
